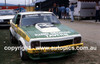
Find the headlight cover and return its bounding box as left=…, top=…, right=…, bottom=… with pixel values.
left=31, top=41, right=40, bottom=48
left=74, top=37, right=81, bottom=44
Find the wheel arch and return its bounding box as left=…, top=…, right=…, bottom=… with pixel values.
left=18, top=37, right=29, bottom=51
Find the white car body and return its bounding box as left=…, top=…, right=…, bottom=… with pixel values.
left=0, top=15, right=14, bottom=20
left=10, top=11, right=83, bottom=60
left=0, top=9, right=15, bottom=26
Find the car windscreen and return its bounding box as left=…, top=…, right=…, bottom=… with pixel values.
left=21, top=13, right=61, bottom=26
left=0, top=10, right=15, bottom=15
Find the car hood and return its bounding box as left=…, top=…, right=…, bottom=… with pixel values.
left=0, top=15, right=15, bottom=19
left=21, top=23, right=79, bottom=39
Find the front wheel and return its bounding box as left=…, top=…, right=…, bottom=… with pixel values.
left=20, top=43, right=29, bottom=60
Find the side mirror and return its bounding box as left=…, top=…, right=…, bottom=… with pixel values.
left=15, top=24, right=18, bottom=28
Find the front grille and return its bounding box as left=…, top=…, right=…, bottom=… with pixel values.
left=41, top=40, right=73, bottom=47
left=4, top=19, right=10, bottom=22
left=0, top=19, right=10, bottom=24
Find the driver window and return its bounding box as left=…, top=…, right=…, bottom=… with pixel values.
left=15, top=15, right=21, bottom=26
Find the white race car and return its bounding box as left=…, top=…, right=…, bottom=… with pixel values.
left=10, top=11, right=83, bottom=60
left=0, top=9, right=15, bottom=26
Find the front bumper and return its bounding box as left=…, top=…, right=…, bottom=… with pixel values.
left=0, top=22, right=10, bottom=27
left=27, top=43, right=83, bottom=60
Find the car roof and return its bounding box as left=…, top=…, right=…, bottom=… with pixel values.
left=18, top=11, right=53, bottom=15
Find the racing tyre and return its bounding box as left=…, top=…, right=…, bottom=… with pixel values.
left=20, top=43, right=29, bottom=60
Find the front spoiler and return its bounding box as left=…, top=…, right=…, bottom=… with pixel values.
left=0, top=22, right=10, bottom=27
left=27, top=43, right=83, bottom=60
left=27, top=43, right=83, bottom=54
left=28, top=50, right=78, bottom=60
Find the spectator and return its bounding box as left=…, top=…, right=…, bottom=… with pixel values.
left=52, top=3, right=58, bottom=15
left=66, top=6, right=70, bottom=19
left=95, top=2, right=100, bottom=22
left=61, top=4, right=66, bottom=19
left=70, top=3, right=75, bottom=22
left=57, top=5, right=62, bottom=19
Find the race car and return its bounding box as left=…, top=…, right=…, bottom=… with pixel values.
left=10, top=11, right=83, bottom=60
left=0, top=9, right=15, bottom=27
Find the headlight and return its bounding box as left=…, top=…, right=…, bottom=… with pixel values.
left=0, top=19, right=3, bottom=22
left=74, top=37, right=81, bottom=44
left=31, top=41, right=40, bottom=48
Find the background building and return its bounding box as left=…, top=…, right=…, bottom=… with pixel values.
left=35, top=0, right=69, bottom=11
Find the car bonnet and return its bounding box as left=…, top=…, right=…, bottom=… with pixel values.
left=20, top=23, right=79, bottom=39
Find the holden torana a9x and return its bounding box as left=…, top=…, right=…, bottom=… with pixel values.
left=10, top=11, right=83, bottom=60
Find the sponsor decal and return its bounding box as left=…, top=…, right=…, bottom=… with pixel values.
left=25, top=14, right=52, bottom=18
left=35, top=31, right=71, bottom=37
left=35, top=23, right=60, bottom=32
left=37, top=23, right=55, bottom=28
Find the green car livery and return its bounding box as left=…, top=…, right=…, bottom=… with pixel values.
left=10, top=11, right=83, bottom=60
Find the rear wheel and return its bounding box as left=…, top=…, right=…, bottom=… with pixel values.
left=20, top=43, right=29, bottom=60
